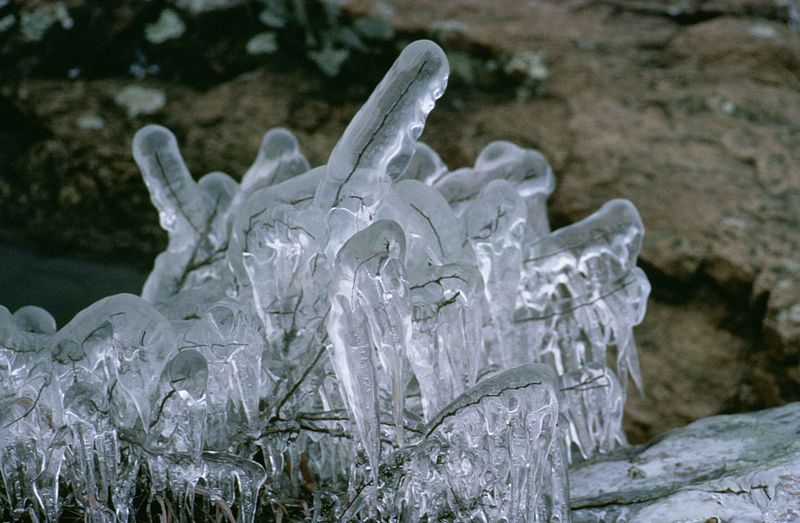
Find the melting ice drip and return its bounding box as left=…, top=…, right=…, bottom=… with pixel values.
left=0, top=40, right=649, bottom=521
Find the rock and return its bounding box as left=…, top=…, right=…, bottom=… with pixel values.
left=570, top=402, right=800, bottom=521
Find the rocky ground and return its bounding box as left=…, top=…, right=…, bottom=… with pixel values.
left=1, top=0, right=798, bottom=442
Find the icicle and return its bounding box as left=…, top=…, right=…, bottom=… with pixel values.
left=327, top=220, right=407, bottom=485
left=370, top=364, right=569, bottom=522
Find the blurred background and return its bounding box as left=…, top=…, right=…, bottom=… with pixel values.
left=0, top=0, right=798, bottom=443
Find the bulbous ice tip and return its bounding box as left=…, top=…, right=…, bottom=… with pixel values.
left=399, top=39, right=449, bottom=93
left=259, top=128, right=300, bottom=159
left=166, top=349, right=208, bottom=399
left=13, top=305, right=57, bottom=334
left=133, top=124, right=177, bottom=161
left=602, top=198, right=643, bottom=231
left=336, top=219, right=407, bottom=270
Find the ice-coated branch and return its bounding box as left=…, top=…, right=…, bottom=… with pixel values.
left=315, top=39, right=449, bottom=211
left=0, top=39, right=658, bottom=522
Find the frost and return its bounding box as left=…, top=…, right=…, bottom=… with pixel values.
left=1, top=40, right=655, bottom=521
left=145, top=9, right=186, bottom=44
left=115, top=86, right=167, bottom=118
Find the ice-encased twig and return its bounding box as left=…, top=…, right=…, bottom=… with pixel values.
left=315, top=39, right=448, bottom=209
left=370, top=364, right=569, bottom=522
left=0, top=39, right=661, bottom=522
left=559, top=363, right=626, bottom=462
left=406, top=262, right=485, bottom=420
left=397, top=141, right=448, bottom=184
left=433, top=141, right=555, bottom=234
left=134, top=125, right=210, bottom=250
left=315, top=39, right=448, bottom=263
left=327, top=220, right=408, bottom=486
left=229, top=168, right=326, bottom=341
left=515, top=199, right=649, bottom=395
left=239, top=128, right=311, bottom=195
left=391, top=179, right=472, bottom=266
left=53, top=294, right=176, bottom=431
left=463, top=179, right=528, bottom=369
left=135, top=125, right=237, bottom=307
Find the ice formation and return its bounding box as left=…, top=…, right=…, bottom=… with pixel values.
left=0, top=40, right=651, bottom=521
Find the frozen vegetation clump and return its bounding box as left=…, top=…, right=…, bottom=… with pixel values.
left=0, top=40, right=651, bottom=521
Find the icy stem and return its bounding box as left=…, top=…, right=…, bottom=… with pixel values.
left=371, top=364, right=570, bottom=522
left=0, top=39, right=659, bottom=522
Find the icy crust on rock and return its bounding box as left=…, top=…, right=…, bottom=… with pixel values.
left=0, top=40, right=652, bottom=521
left=570, top=402, right=800, bottom=522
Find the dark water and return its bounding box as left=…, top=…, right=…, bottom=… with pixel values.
left=0, top=243, right=148, bottom=328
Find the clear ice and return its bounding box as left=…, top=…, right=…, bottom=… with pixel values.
left=1, top=40, right=654, bottom=521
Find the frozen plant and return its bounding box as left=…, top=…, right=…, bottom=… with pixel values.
left=0, top=40, right=649, bottom=521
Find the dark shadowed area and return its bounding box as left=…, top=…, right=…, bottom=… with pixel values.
left=0, top=243, right=147, bottom=326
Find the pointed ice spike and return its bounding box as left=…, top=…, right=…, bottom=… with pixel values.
left=559, top=363, right=626, bottom=462
left=201, top=452, right=267, bottom=523
left=133, top=125, right=210, bottom=251
left=433, top=141, right=555, bottom=233
left=328, top=220, right=407, bottom=482
left=314, top=39, right=449, bottom=212
left=33, top=442, right=66, bottom=521
left=350, top=229, right=411, bottom=447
